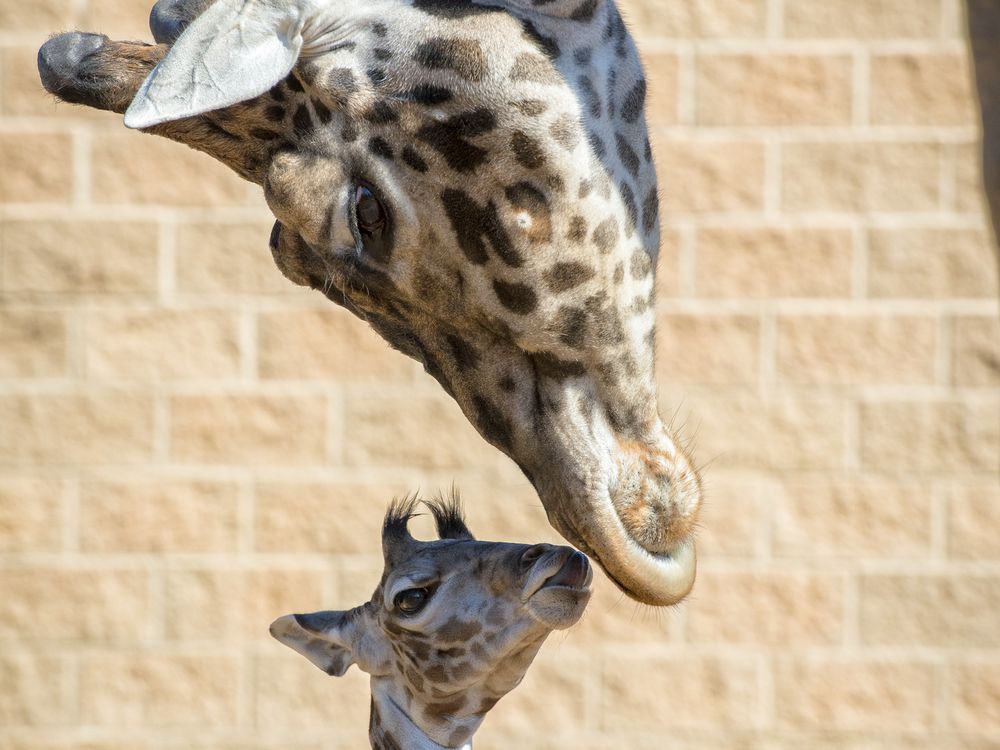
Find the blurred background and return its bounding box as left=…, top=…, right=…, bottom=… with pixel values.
left=1, top=0, right=998, bottom=748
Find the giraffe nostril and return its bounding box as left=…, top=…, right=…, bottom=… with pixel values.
left=520, top=544, right=549, bottom=570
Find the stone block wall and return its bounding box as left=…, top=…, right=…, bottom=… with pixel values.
left=1, top=0, right=998, bottom=748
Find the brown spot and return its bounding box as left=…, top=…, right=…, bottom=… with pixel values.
left=505, top=182, right=552, bottom=244
left=544, top=261, right=596, bottom=292
left=631, top=249, right=653, bottom=279
left=555, top=306, right=588, bottom=349
left=438, top=617, right=483, bottom=642
left=493, top=280, right=538, bottom=314
left=514, top=99, right=548, bottom=116
left=566, top=216, right=588, bottom=244
left=510, top=53, right=561, bottom=84
left=426, top=694, right=467, bottom=717
left=414, top=37, right=487, bottom=81
left=511, top=131, right=546, bottom=169
left=592, top=217, right=620, bottom=253
left=550, top=113, right=582, bottom=150
left=486, top=603, right=506, bottom=626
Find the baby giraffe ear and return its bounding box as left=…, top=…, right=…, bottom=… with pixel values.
left=124, top=0, right=307, bottom=129
left=269, top=610, right=358, bottom=677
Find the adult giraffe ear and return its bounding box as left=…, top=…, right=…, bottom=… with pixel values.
left=269, top=610, right=358, bottom=677
left=124, top=0, right=307, bottom=129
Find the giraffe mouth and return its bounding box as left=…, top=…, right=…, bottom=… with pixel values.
left=539, top=550, right=592, bottom=592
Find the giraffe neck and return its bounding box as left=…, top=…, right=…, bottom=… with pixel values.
left=368, top=681, right=479, bottom=750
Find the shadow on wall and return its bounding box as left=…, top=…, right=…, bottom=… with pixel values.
left=967, top=0, right=1000, bottom=279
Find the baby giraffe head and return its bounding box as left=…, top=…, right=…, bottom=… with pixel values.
left=270, top=495, right=591, bottom=749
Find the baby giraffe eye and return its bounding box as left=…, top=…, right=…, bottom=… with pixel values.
left=394, top=587, right=430, bottom=615
left=355, top=184, right=386, bottom=238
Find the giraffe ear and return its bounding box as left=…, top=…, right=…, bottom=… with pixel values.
left=269, top=611, right=357, bottom=677
left=124, top=0, right=306, bottom=129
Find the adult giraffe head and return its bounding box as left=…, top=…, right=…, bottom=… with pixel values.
left=37, top=0, right=701, bottom=605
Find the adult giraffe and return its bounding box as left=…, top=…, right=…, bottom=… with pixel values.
left=37, top=0, right=701, bottom=605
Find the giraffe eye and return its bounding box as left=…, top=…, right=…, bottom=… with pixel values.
left=394, top=587, right=430, bottom=615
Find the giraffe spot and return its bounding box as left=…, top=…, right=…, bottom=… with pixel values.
left=373, top=47, right=393, bottom=61
left=566, top=215, right=588, bottom=244
left=574, top=47, right=592, bottom=65
left=311, top=98, right=332, bottom=124
left=342, top=121, right=359, bottom=142
left=426, top=694, right=467, bottom=717
left=499, top=375, right=517, bottom=392
left=425, top=664, right=449, bottom=682
left=493, top=279, right=537, bottom=315
left=486, top=603, right=505, bottom=626
left=285, top=72, right=305, bottom=92
left=406, top=84, right=453, bottom=105
left=382, top=732, right=402, bottom=750
left=365, top=101, right=398, bottom=125
left=450, top=661, right=474, bottom=681
left=476, top=695, right=500, bottom=713
left=642, top=186, right=659, bottom=234
left=620, top=181, right=638, bottom=237
left=592, top=217, right=620, bottom=253
left=571, top=0, right=600, bottom=20
left=327, top=67, right=358, bottom=95
left=550, top=114, right=582, bottom=151
left=413, top=0, right=498, bottom=18
left=368, top=136, right=394, bottom=160
left=630, top=249, right=653, bottom=279
left=401, top=146, right=429, bottom=173
left=414, top=37, right=487, bottom=81
left=613, top=261, right=625, bottom=284
left=505, top=182, right=552, bottom=244
left=372, top=21, right=388, bottom=36
left=578, top=178, right=592, bottom=198
left=511, top=131, right=546, bottom=169
left=544, top=261, right=596, bottom=292
left=417, top=108, right=496, bottom=173
left=555, top=306, right=588, bottom=349
left=607, top=69, right=618, bottom=119
left=292, top=104, right=314, bottom=135
left=367, top=67, right=387, bottom=86
left=510, top=53, right=561, bottom=84
left=268, top=83, right=285, bottom=102
left=473, top=394, right=514, bottom=451
left=445, top=333, right=479, bottom=372
left=435, top=646, right=467, bottom=659
left=264, top=104, right=285, bottom=122
left=441, top=189, right=522, bottom=267
left=514, top=99, right=547, bottom=116
left=530, top=352, right=586, bottom=381
left=588, top=131, right=606, bottom=158
left=249, top=127, right=281, bottom=141
left=579, top=75, right=602, bottom=119
left=616, top=133, right=641, bottom=178
left=621, top=79, right=647, bottom=124
left=521, top=18, right=560, bottom=60
left=405, top=666, right=425, bottom=691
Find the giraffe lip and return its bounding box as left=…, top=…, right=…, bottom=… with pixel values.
left=539, top=550, right=592, bottom=591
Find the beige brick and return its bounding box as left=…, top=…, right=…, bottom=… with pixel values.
left=784, top=0, right=942, bottom=38
left=80, top=480, right=239, bottom=553
left=81, top=0, right=155, bottom=38
left=0, top=133, right=73, bottom=204
left=0, top=1, right=72, bottom=30
left=165, top=569, right=326, bottom=641
left=0, top=743, right=147, bottom=750
left=619, top=0, right=766, bottom=38
left=452, top=472, right=564, bottom=546
left=687, top=571, right=844, bottom=644
left=170, top=394, right=326, bottom=465
left=954, top=316, right=1000, bottom=386
left=950, top=662, right=1000, bottom=733
left=777, top=315, right=937, bottom=385
left=335, top=557, right=384, bottom=604
left=678, top=396, right=847, bottom=470
left=871, top=54, right=977, bottom=126
left=773, top=480, right=932, bottom=558
left=697, top=55, right=853, bottom=126
left=860, top=575, right=1000, bottom=646
left=572, top=574, right=673, bottom=645
left=483, top=649, right=589, bottom=734
left=254, top=654, right=370, bottom=728
left=175, top=221, right=290, bottom=294
left=653, top=138, right=764, bottom=214
left=775, top=659, right=935, bottom=730
left=0, top=310, right=66, bottom=376
left=0, top=478, right=64, bottom=552
left=859, top=399, right=999, bottom=472
left=693, top=476, right=761, bottom=557
left=956, top=143, right=988, bottom=215
left=601, top=655, right=760, bottom=729
left=2, top=220, right=158, bottom=294
left=656, top=313, right=759, bottom=385
left=255, top=481, right=411, bottom=553
left=0, top=654, right=70, bottom=726
left=86, top=308, right=241, bottom=380
left=343, top=392, right=498, bottom=469
left=91, top=133, right=250, bottom=207
left=258, top=308, right=415, bottom=381
left=655, top=228, right=682, bottom=298
left=0, top=391, right=154, bottom=464
left=0, top=569, right=149, bottom=641
left=783, top=142, right=941, bottom=212
left=79, top=653, right=238, bottom=726
left=643, top=53, right=680, bottom=124
left=869, top=228, right=998, bottom=298
left=947, top=483, right=1000, bottom=560
left=696, top=227, right=853, bottom=298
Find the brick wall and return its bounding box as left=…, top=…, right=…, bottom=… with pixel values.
left=1, top=0, right=998, bottom=748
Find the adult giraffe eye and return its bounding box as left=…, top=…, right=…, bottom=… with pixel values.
left=355, top=184, right=386, bottom=237
left=394, top=587, right=429, bottom=615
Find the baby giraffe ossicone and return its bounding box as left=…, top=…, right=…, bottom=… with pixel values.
left=270, top=495, right=592, bottom=749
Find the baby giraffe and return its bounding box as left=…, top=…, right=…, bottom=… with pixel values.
left=270, top=495, right=592, bottom=750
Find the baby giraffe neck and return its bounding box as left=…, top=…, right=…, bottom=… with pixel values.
left=369, top=681, right=478, bottom=750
